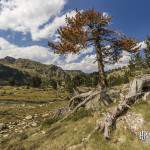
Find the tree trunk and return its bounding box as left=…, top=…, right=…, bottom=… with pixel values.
left=93, top=37, right=112, bottom=105
left=94, top=39, right=108, bottom=88
left=99, top=75, right=150, bottom=139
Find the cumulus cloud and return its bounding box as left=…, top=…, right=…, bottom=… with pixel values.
left=105, top=51, right=131, bottom=71
left=64, top=47, right=94, bottom=63
left=0, top=37, right=16, bottom=50
left=0, top=37, right=145, bottom=73
left=31, top=11, right=76, bottom=41
left=0, top=38, right=60, bottom=64
left=0, top=0, right=75, bottom=41
left=139, top=41, right=147, bottom=49
left=61, top=54, right=98, bottom=72
left=61, top=51, right=131, bottom=73
left=0, top=38, right=97, bottom=72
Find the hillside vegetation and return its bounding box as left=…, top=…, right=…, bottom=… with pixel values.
left=0, top=83, right=149, bottom=150
left=0, top=59, right=150, bottom=150
left=0, top=56, right=150, bottom=150
left=0, top=56, right=99, bottom=90
left=0, top=56, right=145, bottom=89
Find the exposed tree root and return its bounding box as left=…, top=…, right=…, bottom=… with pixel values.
left=51, top=75, right=150, bottom=150
left=67, top=75, right=150, bottom=149
left=60, top=90, right=100, bottom=122
left=91, top=75, right=150, bottom=139
left=99, top=92, right=143, bottom=139
left=69, top=86, right=112, bottom=110
left=55, top=86, right=113, bottom=123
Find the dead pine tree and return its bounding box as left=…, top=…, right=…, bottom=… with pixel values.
left=48, top=9, right=139, bottom=110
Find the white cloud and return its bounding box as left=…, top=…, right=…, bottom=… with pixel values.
left=61, top=54, right=97, bottom=72
left=139, top=41, right=147, bottom=49
left=61, top=51, right=131, bottom=73
left=64, top=47, right=94, bottom=63
left=31, top=11, right=76, bottom=41
left=0, top=38, right=97, bottom=72
left=0, top=37, right=16, bottom=50
left=0, top=38, right=60, bottom=64
left=106, top=51, right=131, bottom=71
left=0, top=37, right=145, bottom=73
left=0, top=46, right=60, bottom=64
left=0, top=0, right=74, bottom=41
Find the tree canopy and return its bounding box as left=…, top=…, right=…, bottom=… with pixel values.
left=49, top=9, right=139, bottom=88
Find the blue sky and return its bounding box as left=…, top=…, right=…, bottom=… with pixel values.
left=0, top=0, right=148, bottom=72
left=65, top=0, right=150, bottom=40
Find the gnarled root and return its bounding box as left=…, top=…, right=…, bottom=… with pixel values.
left=69, top=86, right=112, bottom=110
left=99, top=92, right=144, bottom=139
left=99, top=75, right=150, bottom=139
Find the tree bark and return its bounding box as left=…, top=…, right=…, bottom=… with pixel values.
left=94, top=39, right=108, bottom=88
left=99, top=75, right=150, bottom=139
left=99, top=92, right=143, bottom=139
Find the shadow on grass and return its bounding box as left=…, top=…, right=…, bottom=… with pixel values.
left=66, top=107, right=93, bottom=122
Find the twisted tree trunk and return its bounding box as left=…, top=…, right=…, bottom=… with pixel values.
left=99, top=75, right=150, bottom=139
left=68, top=37, right=112, bottom=110
left=69, top=86, right=112, bottom=111
left=94, top=38, right=108, bottom=88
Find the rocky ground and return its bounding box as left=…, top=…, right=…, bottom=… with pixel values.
left=0, top=105, right=54, bottom=141
left=0, top=86, right=69, bottom=149
left=0, top=85, right=150, bottom=150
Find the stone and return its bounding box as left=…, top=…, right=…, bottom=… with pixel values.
left=143, top=92, right=150, bottom=101
left=18, top=130, right=23, bottom=133
left=124, top=112, right=144, bottom=134
left=34, top=114, right=38, bottom=118
left=74, top=128, right=78, bottom=132
left=0, top=130, right=8, bottom=134
left=127, top=75, right=150, bottom=98
left=41, top=130, right=46, bottom=134
left=22, top=104, right=25, bottom=107
left=42, top=113, right=49, bottom=118
left=25, top=115, right=32, bottom=120
left=3, top=134, right=9, bottom=138
left=18, top=121, right=26, bottom=126
left=117, top=136, right=126, bottom=144
left=11, top=122, right=18, bottom=125
left=22, top=126, right=27, bottom=129
left=31, top=122, right=37, bottom=127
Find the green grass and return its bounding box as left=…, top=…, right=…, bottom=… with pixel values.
left=0, top=86, right=69, bottom=123
left=34, top=100, right=150, bottom=150
left=132, top=101, right=150, bottom=122
left=66, top=107, right=93, bottom=122
left=0, top=86, right=68, bottom=101
left=42, top=117, right=62, bottom=129
left=0, top=85, right=150, bottom=150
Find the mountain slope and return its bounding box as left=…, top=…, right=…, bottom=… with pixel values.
left=0, top=56, right=129, bottom=88
left=0, top=56, right=71, bottom=87
left=0, top=64, right=33, bottom=86
left=0, top=56, right=69, bottom=80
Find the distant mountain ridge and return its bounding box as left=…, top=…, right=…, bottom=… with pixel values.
left=0, top=56, right=72, bottom=87
left=0, top=56, right=95, bottom=88
left=0, top=63, right=33, bottom=86
left=0, top=56, right=129, bottom=88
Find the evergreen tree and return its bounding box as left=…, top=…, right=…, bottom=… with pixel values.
left=49, top=79, right=58, bottom=90
left=129, top=54, right=136, bottom=70
left=32, top=76, right=42, bottom=87
left=134, top=52, right=143, bottom=69
left=65, top=79, right=76, bottom=93
left=145, top=37, right=150, bottom=67
left=49, top=9, right=139, bottom=89
left=9, top=78, right=16, bottom=86
left=129, top=52, right=143, bottom=71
